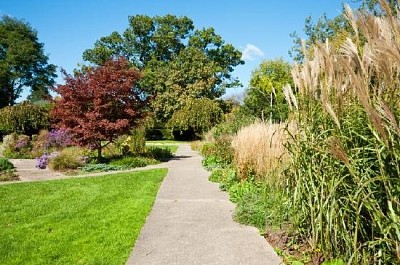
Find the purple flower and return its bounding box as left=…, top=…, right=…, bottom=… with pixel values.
left=45, top=129, right=72, bottom=149
left=15, top=139, right=28, bottom=149
left=36, top=152, right=58, bottom=169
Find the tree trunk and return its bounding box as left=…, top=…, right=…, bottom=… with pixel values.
left=97, top=146, right=102, bottom=160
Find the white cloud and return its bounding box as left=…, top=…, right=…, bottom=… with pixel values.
left=241, top=44, right=264, bottom=61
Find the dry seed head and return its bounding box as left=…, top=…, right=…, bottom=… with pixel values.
left=328, top=137, right=350, bottom=165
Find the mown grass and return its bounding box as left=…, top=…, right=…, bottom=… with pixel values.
left=0, top=169, right=167, bottom=265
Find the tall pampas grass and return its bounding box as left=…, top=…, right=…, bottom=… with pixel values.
left=288, top=0, right=400, bottom=263
left=232, top=121, right=292, bottom=184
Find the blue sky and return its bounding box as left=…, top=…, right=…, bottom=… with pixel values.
left=1, top=0, right=358, bottom=99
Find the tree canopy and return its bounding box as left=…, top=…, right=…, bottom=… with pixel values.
left=82, top=14, right=243, bottom=124
left=51, top=58, right=145, bottom=158
left=0, top=16, right=56, bottom=107
left=167, top=98, right=224, bottom=140
left=243, top=58, right=293, bottom=122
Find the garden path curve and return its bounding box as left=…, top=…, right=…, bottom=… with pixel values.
left=126, top=144, right=282, bottom=265
left=7, top=145, right=282, bottom=264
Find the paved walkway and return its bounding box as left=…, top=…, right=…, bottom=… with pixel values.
left=126, top=144, right=282, bottom=265
left=6, top=145, right=282, bottom=264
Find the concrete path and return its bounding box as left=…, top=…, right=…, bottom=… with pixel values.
left=6, top=159, right=169, bottom=183
left=126, top=144, right=282, bottom=265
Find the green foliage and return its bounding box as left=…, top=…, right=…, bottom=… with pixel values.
left=210, top=167, right=238, bottom=191
left=80, top=163, right=125, bottom=172
left=234, top=182, right=290, bottom=231
left=0, top=16, right=56, bottom=107
left=167, top=98, right=224, bottom=139
left=0, top=157, right=14, bottom=172
left=243, top=58, right=293, bottom=122
left=48, top=147, right=84, bottom=171
left=321, top=259, right=345, bottom=265
left=146, top=146, right=174, bottom=161
left=210, top=107, right=256, bottom=138
left=109, top=156, right=158, bottom=168
left=130, top=127, right=146, bottom=154
left=0, top=169, right=167, bottom=264
left=0, top=102, right=50, bottom=136
left=83, top=14, right=243, bottom=125
left=200, top=137, right=233, bottom=169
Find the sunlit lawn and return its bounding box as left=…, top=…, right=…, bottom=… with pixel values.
left=0, top=169, right=167, bottom=265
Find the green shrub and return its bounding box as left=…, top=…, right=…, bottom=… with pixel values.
left=201, top=137, right=233, bottom=169
left=0, top=157, right=18, bottom=181
left=0, top=157, right=14, bottom=172
left=109, top=156, right=158, bottom=168
left=0, top=101, right=50, bottom=136
left=146, top=146, right=173, bottom=161
left=210, top=108, right=255, bottom=139
left=48, top=147, right=84, bottom=171
left=130, top=127, right=146, bottom=154
left=80, top=163, right=125, bottom=172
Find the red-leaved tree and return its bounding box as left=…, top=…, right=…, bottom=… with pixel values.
left=52, top=58, right=146, bottom=159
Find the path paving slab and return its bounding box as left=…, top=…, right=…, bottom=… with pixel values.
left=126, top=144, right=282, bottom=265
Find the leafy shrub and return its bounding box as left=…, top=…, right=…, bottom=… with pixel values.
left=210, top=107, right=256, bottom=139
left=0, top=157, right=14, bottom=172
left=80, top=163, right=125, bottom=172
left=3, top=133, right=33, bottom=158
left=0, top=157, right=18, bottom=181
left=201, top=137, right=233, bottom=169
left=109, top=156, right=158, bottom=168
left=130, top=127, right=146, bottom=154
left=0, top=101, right=50, bottom=136
left=48, top=147, right=84, bottom=171
left=146, top=146, right=173, bottom=161
left=102, top=142, right=122, bottom=158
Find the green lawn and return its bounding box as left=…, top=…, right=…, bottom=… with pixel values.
left=0, top=169, right=167, bottom=265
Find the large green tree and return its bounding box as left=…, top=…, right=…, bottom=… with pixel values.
left=0, top=16, right=56, bottom=107
left=83, top=15, right=243, bottom=124
left=243, top=58, right=293, bottom=122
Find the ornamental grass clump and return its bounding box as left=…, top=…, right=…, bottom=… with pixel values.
left=48, top=147, right=84, bottom=171
left=288, top=1, right=400, bottom=263
left=232, top=121, right=290, bottom=183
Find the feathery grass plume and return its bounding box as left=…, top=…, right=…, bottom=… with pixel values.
left=282, top=84, right=298, bottom=111
left=327, top=136, right=350, bottom=165
left=288, top=1, right=400, bottom=263
left=231, top=121, right=293, bottom=185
